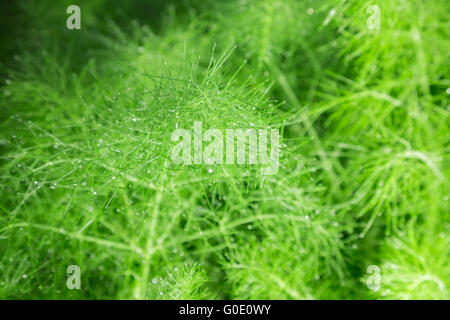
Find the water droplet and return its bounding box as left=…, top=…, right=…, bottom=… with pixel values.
left=307, top=8, right=314, bottom=15
left=152, top=278, right=158, bottom=284
left=22, top=274, right=28, bottom=279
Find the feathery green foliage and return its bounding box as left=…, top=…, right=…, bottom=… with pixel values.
left=0, top=0, right=448, bottom=299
